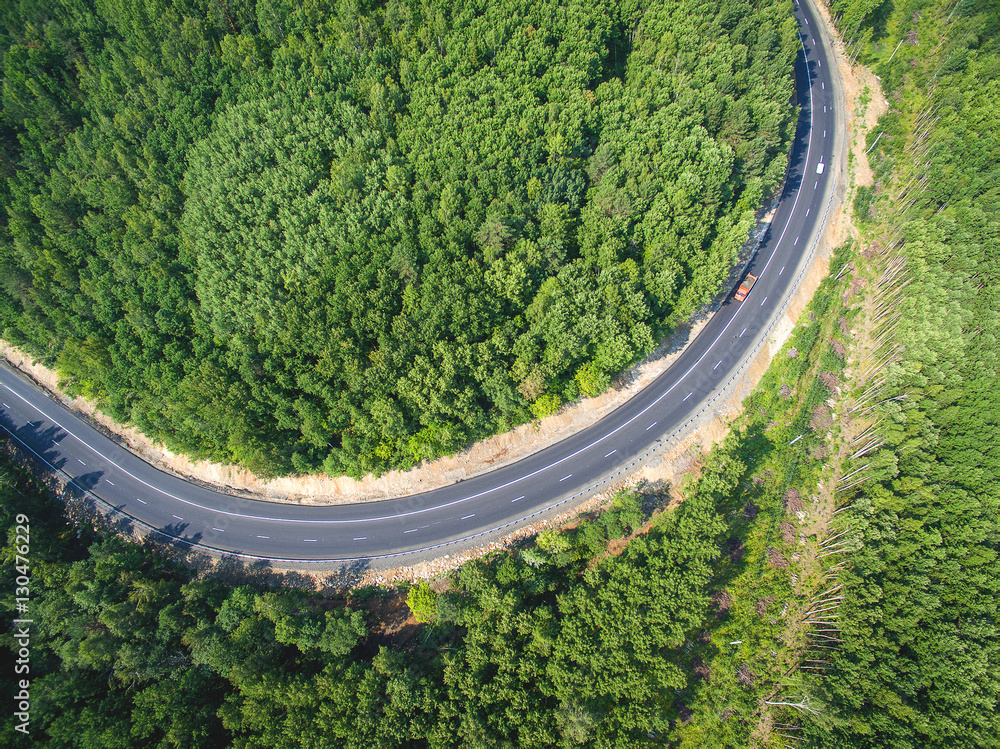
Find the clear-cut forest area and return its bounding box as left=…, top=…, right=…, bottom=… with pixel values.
left=1, top=0, right=998, bottom=747
left=0, top=0, right=798, bottom=477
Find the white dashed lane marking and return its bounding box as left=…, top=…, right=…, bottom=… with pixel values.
left=714, top=361, right=722, bottom=370
left=511, top=495, right=525, bottom=502
left=559, top=474, right=572, bottom=482
left=172, top=515, right=183, bottom=520
left=461, top=514, right=475, bottom=520
left=683, top=392, right=693, bottom=401
left=646, top=422, right=657, bottom=430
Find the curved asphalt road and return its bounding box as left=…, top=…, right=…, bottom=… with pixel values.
left=0, top=0, right=841, bottom=567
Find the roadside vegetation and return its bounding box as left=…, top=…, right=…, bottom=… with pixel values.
left=799, top=0, right=1000, bottom=746
left=0, top=0, right=798, bottom=477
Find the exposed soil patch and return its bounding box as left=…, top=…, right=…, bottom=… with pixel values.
left=712, top=590, right=733, bottom=615
left=784, top=487, right=804, bottom=513
left=810, top=404, right=834, bottom=432
left=737, top=663, right=757, bottom=687
left=780, top=521, right=797, bottom=545
left=767, top=548, right=789, bottom=569
left=692, top=658, right=712, bottom=682
left=355, top=588, right=421, bottom=652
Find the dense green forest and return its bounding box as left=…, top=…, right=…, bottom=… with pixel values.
left=2, top=0, right=997, bottom=747
left=0, top=0, right=799, bottom=477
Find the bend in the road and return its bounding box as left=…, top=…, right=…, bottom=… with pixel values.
left=0, top=0, right=843, bottom=567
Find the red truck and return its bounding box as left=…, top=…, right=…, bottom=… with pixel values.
left=734, top=273, right=758, bottom=302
